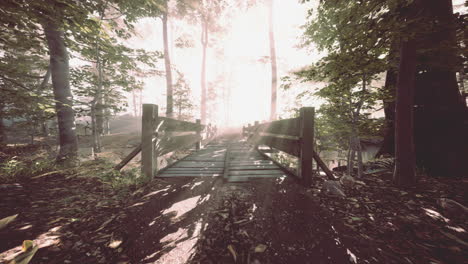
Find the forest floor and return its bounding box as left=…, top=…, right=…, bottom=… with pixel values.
left=0, top=134, right=467, bottom=264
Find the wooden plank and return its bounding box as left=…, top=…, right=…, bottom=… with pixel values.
left=159, top=134, right=200, bottom=155
left=256, top=136, right=300, bottom=157
left=173, top=161, right=224, bottom=165
left=256, top=117, right=300, bottom=137
left=195, top=119, right=201, bottom=150
left=228, top=175, right=279, bottom=182
left=158, top=173, right=222, bottom=178
left=223, top=143, right=232, bottom=180
left=299, top=107, right=314, bottom=186
left=312, top=150, right=335, bottom=180
left=229, top=170, right=285, bottom=176
left=142, top=104, right=158, bottom=179
left=162, top=167, right=223, bottom=172
left=158, top=117, right=203, bottom=132
left=160, top=171, right=223, bottom=175
left=256, top=148, right=298, bottom=179
left=164, top=168, right=223, bottom=172
left=229, top=161, right=273, bottom=165
left=114, top=143, right=141, bottom=170
left=230, top=165, right=279, bottom=170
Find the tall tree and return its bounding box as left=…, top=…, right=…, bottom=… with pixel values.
left=201, top=14, right=208, bottom=123
left=180, top=0, right=228, bottom=124
left=394, top=39, right=417, bottom=186
left=162, top=0, right=174, bottom=117
left=266, top=0, right=277, bottom=121
left=43, top=9, right=78, bottom=163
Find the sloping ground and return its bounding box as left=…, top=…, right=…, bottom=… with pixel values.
left=1, top=139, right=467, bottom=264
left=309, top=171, right=468, bottom=264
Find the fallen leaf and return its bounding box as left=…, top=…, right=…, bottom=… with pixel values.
left=217, top=212, right=229, bottom=219
left=440, top=231, right=468, bottom=247
left=254, top=244, right=267, bottom=253
left=95, top=215, right=116, bottom=232
left=227, top=244, right=237, bottom=262
left=22, top=240, right=34, bottom=252
left=10, top=241, right=39, bottom=264
left=108, top=239, right=122, bottom=249
left=0, top=214, right=18, bottom=231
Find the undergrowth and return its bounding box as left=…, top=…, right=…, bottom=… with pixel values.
left=0, top=144, right=57, bottom=183
left=79, top=159, right=146, bottom=194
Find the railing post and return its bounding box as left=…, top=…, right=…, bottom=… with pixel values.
left=142, top=104, right=158, bottom=179
left=299, top=107, right=314, bottom=186
left=254, top=121, right=260, bottom=150
left=195, top=119, right=201, bottom=150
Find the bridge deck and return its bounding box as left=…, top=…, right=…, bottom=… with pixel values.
left=157, top=139, right=289, bottom=182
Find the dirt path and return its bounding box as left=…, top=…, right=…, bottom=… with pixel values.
left=118, top=175, right=352, bottom=264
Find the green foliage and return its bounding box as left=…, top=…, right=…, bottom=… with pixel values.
left=100, top=167, right=145, bottom=191
left=295, top=0, right=399, bottom=152
left=0, top=0, right=165, bottom=143
left=0, top=156, right=56, bottom=183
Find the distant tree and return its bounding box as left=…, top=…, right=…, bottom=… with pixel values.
left=173, top=71, right=195, bottom=121
left=162, top=0, right=174, bottom=117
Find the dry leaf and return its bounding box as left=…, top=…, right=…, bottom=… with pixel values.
left=254, top=244, right=267, bottom=253
left=227, top=244, right=237, bottom=262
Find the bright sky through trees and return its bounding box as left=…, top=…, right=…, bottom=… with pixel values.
left=126, top=0, right=319, bottom=126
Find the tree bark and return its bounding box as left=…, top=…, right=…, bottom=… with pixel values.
left=0, top=101, right=6, bottom=145
left=394, top=39, right=417, bottom=186
left=162, top=3, right=174, bottom=117
left=201, top=20, right=208, bottom=124
left=43, top=20, right=78, bottom=163
left=90, top=104, right=101, bottom=154
left=39, top=65, right=51, bottom=137
left=375, top=41, right=399, bottom=158
left=267, top=0, right=277, bottom=121
left=413, top=0, right=468, bottom=177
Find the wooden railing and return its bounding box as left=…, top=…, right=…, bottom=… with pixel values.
left=242, top=107, right=334, bottom=185
left=115, top=103, right=205, bottom=179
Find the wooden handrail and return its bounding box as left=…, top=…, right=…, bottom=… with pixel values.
left=116, top=104, right=207, bottom=179
left=243, top=107, right=334, bottom=185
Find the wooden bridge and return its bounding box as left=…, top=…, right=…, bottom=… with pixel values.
left=116, top=104, right=334, bottom=186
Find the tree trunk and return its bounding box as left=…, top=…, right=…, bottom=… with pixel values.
left=201, top=21, right=208, bottom=124
left=356, top=136, right=363, bottom=178
left=91, top=104, right=101, bottom=154
left=105, top=117, right=110, bottom=135
left=347, top=138, right=355, bottom=176
left=39, top=65, right=51, bottom=137
left=267, top=0, right=277, bottom=121
left=394, top=39, right=417, bottom=186
left=375, top=41, right=399, bottom=158
left=413, top=0, right=468, bottom=177
left=162, top=5, right=174, bottom=117
left=132, top=90, right=138, bottom=117
left=139, top=89, right=143, bottom=117
left=43, top=20, right=78, bottom=163
left=95, top=97, right=104, bottom=135
left=0, top=102, right=5, bottom=145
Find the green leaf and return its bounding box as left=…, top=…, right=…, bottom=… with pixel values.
left=0, top=214, right=18, bottom=231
